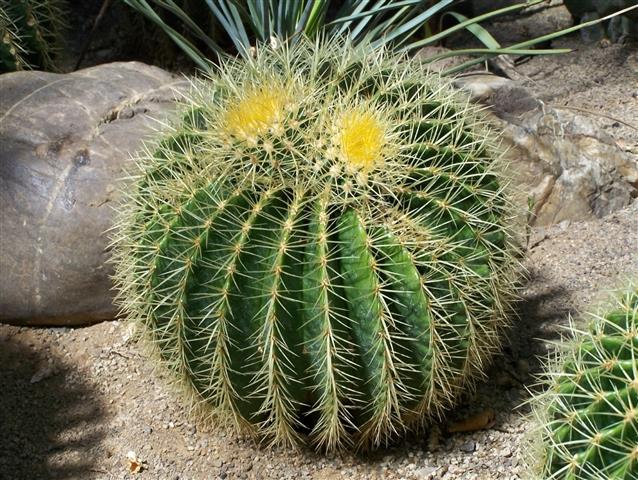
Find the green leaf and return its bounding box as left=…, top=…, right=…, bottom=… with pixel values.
left=443, top=12, right=500, bottom=50
left=371, top=0, right=455, bottom=49
left=401, top=1, right=543, bottom=52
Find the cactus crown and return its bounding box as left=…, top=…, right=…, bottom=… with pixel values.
left=530, top=284, right=638, bottom=479
left=112, top=39, right=520, bottom=451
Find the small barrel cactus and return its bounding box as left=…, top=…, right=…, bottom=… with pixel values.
left=112, top=40, right=520, bottom=451
left=530, top=284, right=638, bottom=479
left=0, top=0, right=66, bottom=72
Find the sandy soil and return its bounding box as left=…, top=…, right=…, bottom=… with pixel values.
left=2, top=3, right=637, bottom=480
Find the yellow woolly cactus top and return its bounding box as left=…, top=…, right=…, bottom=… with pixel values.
left=219, top=77, right=390, bottom=182
left=337, top=110, right=386, bottom=171
left=223, top=84, right=288, bottom=140
left=149, top=41, right=504, bottom=219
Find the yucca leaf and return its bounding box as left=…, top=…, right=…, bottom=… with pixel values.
left=304, top=1, right=330, bottom=38
left=123, top=0, right=219, bottom=68
left=443, top=12, right=501, bottom=50
left=421, top=47, right=569, bottom=63
left=326, top=0, right=423, bottom=27
left=245, top=1, right=268, bottom=41
left=359, top=1, right=420, bottom=44
left=440, top=3, right=638, bottom=76
left=205, top=0, right=250, bottom=56
left=293, top=1, right=316, bottom=38
left=331, top=0, right=375, bottom=39
left=371, top=0, right=455, bottom=49
left=121, top=0, right=638, bottom=75
left=508, top=3, right=638, bottom=51
left=123, top=0, right=224, bottom=53
left=401, top=0, right=544, bottom=52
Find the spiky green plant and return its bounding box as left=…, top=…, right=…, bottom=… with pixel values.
left=112, top=39, right=520, bottom=451
left=0, top=0, right=66, bottom=72
left=121, top=0, right=468, bottom=65
left=123, top=0, right=586, bottom=72
left=530, top=284, right=638, bottom=479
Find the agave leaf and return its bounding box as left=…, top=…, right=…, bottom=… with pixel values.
left=123, top=0, right=219, bottom=69
left=371, top=0, right=455, bottom=49
left=401, top=0, right=544, bottom=52
left=442, top=12, right=501, bottom=50
left=440, top=3, right=638, bottom=76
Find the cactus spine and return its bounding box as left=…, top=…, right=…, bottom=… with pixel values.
left=0, top=0, right=66, bottom=72
left=112, top=40, right=520, bottom=451
left=531, top=284, right=638, bottom=479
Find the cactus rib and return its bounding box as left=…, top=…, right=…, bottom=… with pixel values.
left=531, top=283, right=638, bottom=479
left=0, top=0, right=66, bottom=72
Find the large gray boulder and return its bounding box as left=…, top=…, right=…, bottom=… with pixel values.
left=454, top=74, right=637, bottom=226
left=0, top=62, right=187, bottom=326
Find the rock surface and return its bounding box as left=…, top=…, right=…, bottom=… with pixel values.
left=0, top=62, right=187, bottom=326
left=454, top=73, right=638, bottom=226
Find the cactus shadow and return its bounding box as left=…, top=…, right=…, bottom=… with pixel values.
left=503, top=276, right=573, bottom=378
left=0, top=329, right=109, bottom=480
left=431, top=273, right=573, bottom=433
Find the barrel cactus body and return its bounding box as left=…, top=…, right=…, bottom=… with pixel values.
left=532, top=284, right=638, bottom=479
left=0, top=0, right=66, bottom=72
left=112, top=41, right=519, bottom=451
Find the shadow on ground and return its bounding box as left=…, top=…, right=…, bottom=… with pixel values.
left=437, top=274, right=572, bottom=429
left=0, top=330, right=108, bottom=480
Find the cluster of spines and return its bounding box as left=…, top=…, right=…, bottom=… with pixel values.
left=112, top=40, right=520, bottom=451
left=0, top=0, right=66, bottom=72
left=530, top=284, right=638, bottom=479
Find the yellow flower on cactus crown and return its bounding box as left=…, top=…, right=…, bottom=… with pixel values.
left=223, top=83, right=288, bottom=140
left=337, top=109, right=386, bottom=171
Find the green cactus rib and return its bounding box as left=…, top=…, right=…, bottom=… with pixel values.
left=0, top=9, right=27, bottom=71
left=112, top=41, right=520, bottom=451
left=0, top=0, right=66, bottom=72
left=535, top=284, right=638, bottom=479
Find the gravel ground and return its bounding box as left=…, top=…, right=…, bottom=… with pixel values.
left=1, top=200, right=636, bottom=480
left=2, top=3, right=638, bottom=480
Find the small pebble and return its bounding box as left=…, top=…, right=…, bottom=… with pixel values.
left=459, top=440, right=476, bottom=453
